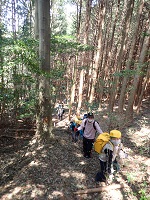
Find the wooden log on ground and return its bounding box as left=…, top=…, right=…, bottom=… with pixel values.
left=0, top=134, right=34, bottom=139
left=74, top=183, right=129, bottom=195
left=0, top=129, right=35, bottom=131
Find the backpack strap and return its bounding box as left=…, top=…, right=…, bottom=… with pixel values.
left=108, top=141, right=113, bottom=149
left=83, top=119, right=87, bottom=132
left=83, top=119, right=97, bottom=132
left=93, top=121, right=96, bottom=130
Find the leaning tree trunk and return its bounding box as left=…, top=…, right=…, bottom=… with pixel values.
left=136, top=69, right=150, bottom=113
left=118, top=0, right=144, bottom=113
left=126, top=21, right=150, bottom=121
left=36, top=0, right=53, bottom=140
left=109, top=0, right=134, bottom=112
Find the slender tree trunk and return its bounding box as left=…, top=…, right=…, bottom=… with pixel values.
left=77, top=0, right=92, bottom=112
left=126, top=20, right=150, bottom=120
left=89, top=0, right=105, bottom=104
left=109, top=0, right=134, bottom=111
left=118, top=0, right=144, bottom=113
left=12, top=0, right=16, bottom=38
left=109, top=0, right=120, bottom=51
left=136, top=69, right=150, bottom=113
left=98, top=1, right=113, bottom=108
left=34, top=0, right=39, bottom=50
left=76, top=0, right=82, bottom=39
left=0, top=3, right=4, bottom=121
left=11, top=0, right=19, bottom=120
left=68, top=56, right=78, bottom=120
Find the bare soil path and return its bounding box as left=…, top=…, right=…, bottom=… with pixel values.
left=0, top=102, right=149, bottom=200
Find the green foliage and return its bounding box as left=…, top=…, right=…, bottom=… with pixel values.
left=128, top=180, right=150, bottom=200
left=114, top=62, right=148, bottom=78
left=126, top=172, right=136, bottom=183
left=1, top=34, right=94, bottom=120
left=139, top=189, right=147, bottom=199
left=138, top=183, right=149, bottom=200
left=0, top=37, right=38, bottom=119
left=0, top=87, right=14, bottom=104
left=83, top=101, right=99, bottom=113
left=18, top=99, right=36, bottom=119
left=51, top=35, right=94, bottom=55
left=142, top=31, right=150, bottom=37
left=113, top=69, right=136, bottom=77
left=1, top=32, right=93, bottom=122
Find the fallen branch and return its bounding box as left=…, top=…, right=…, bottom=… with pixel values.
left=0, top=129, right=35, bottom=131
left=74, top=183, right=129, bottom=194
left=0, top=135, right=34, bottom=139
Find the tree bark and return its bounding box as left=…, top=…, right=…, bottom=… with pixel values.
left=118, top=0, right=144, bottom=113
left=77, top=0, right=92, bottom=112
left=36, top=0, right=53, bottom=140
left=136, top=69, right=150, bottom=113
left=126, top=20, right=150, bottom=120
left=89, top=1, right=105, bottom=104
left=68, top=55, right=78, bottom=120
left=109, top=0, right=134, bottom=111
left=76, top=0, right=82, bottom=40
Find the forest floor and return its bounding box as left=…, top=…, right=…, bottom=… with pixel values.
left=0, top=100, right=150, bottom=200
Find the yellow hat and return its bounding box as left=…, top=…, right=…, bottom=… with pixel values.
left=110, top=130, right=121, bottom=138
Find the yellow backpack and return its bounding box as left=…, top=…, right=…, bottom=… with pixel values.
left=94, top=132, right=112, bottom=153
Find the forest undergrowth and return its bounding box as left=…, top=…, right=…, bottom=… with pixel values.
left=0, top=100, right=150, bottom=200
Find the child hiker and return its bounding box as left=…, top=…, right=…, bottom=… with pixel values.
left=71, top=113, right=83, bottom=142
left=95, top=130, right=127, bottom=182
left=57, top=103, right=65, bottom=120
left=77, top=112, right=103, bottom=158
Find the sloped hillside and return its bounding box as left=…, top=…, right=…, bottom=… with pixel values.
left=0, top=101, right=149, bottom=200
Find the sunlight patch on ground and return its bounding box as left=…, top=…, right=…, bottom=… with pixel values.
left=71, top=172, right=86, bottom=179
left=31, top=187, right=44, bottom=198
left=29, top=138, right=37, bottom=145
left=134, top=127, right=150, bottom=137
left=29, top=160, right=39, bottom=166
left=1, top=184, right=46, bottom=200
left=61, top=172, right=70, bottom=178
left=145, top=159, right=150, bottom=166
left=61, top=169, right=86, bottom=180
left=37, top=144, right=44, bottom=150
left=107, top=189, right=124, bottom=200
left=61, top=170, right=86, bottom=180
left=79, top=161, right=86, bottom=165
left=5, top=187, right=21, bottom=199
left=49, top=191, right=64, bottom=199
left=74, top=152, right=83, bottom=158
left=56, top=120, right=68, bottom=127
left=127, top=127, right=150, bottom=149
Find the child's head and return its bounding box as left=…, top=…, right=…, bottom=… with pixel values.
left=87, top=112, right=94, bottom=122
left=110, top=130, right=121, bottom=146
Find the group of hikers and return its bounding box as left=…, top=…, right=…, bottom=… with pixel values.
left=69, top=112, right=128, bottom=183
left=56, top=102, right=127, bottom=183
